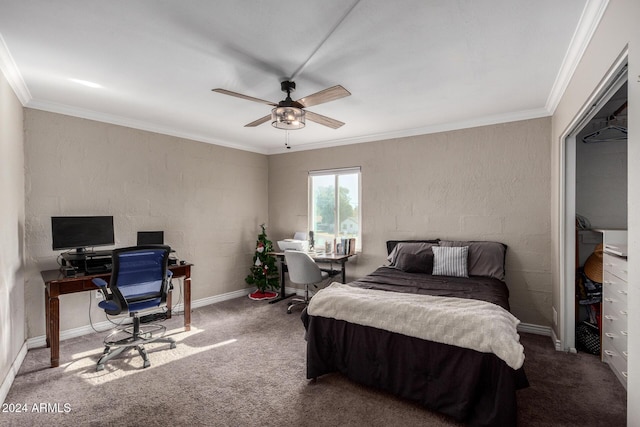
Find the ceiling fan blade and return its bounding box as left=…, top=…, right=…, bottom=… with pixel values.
left=296, top=85, right=351, bottom=108
left=212, top=89, right=277, bottom=107
left=305, top=110, right=345, bottom=129
left=245, top=115, right=271, bottom=127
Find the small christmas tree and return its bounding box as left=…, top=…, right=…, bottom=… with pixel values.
left=246, top=223, right=280, bottom=300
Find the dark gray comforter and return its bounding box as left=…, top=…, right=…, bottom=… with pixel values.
left=301, top=267, right=528, bottom=427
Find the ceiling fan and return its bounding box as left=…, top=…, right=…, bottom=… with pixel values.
left=212, top=80, right=350, bottom=130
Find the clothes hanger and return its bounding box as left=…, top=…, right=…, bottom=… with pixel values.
left=582, top=101, right=628, bottom=143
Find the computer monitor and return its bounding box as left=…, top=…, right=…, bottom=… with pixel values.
left=51, top=216, right=115, bottom=254
left=137, top=231, right=164, bottom=246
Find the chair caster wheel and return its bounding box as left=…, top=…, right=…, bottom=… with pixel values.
left=96, top=364, right=104, bottom=372
left=143, top=361, right=150, bottom=369
left=170, top=342, right=177, bottom=349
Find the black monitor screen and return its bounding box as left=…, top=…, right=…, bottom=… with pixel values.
left=51, top=216, right=115, bottom=252
left=137, top=231, right=164, bottom=245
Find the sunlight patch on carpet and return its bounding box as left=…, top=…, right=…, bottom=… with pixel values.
left=62, top=327, right=238, bottom=385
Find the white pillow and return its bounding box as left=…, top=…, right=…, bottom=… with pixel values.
left=432, top=246, right=469, bottom=277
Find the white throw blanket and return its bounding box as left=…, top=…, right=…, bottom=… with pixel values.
left=307, top=282, right=525, bottom=370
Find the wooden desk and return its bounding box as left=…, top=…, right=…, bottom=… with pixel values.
left=40, top=263, right=192, bottom=368
left=269, top=252, right=355, bottom=304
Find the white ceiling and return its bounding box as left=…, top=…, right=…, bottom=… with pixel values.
left=0, top=0, right=605, bottom=154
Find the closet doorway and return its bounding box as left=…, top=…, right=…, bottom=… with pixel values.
left=562, top=59, right=628, bottom=352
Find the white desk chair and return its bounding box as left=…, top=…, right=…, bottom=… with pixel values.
left=284, top=250, right=329, bottom=314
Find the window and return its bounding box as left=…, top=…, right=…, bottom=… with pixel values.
left=309, top=167, right=361, bottom=252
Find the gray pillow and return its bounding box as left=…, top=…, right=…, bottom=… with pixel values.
left=432, top=246, right=469, bottom=277
left=386, top=239, right=439, bottom=255
left=439, top=240, right=507, bottom=280
left=387, top=242, right=437, bottom=266
left=395, top=252, right=434, bottom=273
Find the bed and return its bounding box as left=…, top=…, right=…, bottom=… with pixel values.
left=301, top=240, right=529, bottom=426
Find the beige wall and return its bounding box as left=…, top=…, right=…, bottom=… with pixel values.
left=24, top=109, right=268, bottom=338
left=0, top=68, right=26, bottom=397
left=269, top=118, right=552, bottom=326
left=576, top=139, right=627, bottom=229
left=550, top=0, right=639, bottom=422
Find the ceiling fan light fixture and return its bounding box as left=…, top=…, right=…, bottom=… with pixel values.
left=271, top=106, right=305, bottom=130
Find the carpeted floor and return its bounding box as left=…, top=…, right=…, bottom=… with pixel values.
left=2, top=296, right=627, bottom=426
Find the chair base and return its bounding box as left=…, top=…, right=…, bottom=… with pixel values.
left=286, top=281, right=319, bottom=314
left=96, top=319, right=175, bottom=371
left=287, top=297, right=309, bottom=314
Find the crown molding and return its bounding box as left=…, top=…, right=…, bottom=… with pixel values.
left=0, top=33, right=31, bottom=105
left=4, top=0, right=604, bottom=158
left=267, top=107, right=551, bottom=155
left=29, top=97, right=550, bottom=157
left=26, top=99, right=269, bottom=155
left=545, top=0, right=609, bottom=114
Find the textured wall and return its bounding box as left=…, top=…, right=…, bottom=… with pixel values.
left=269, top=118, right=552, bottom=326
left=576, top=139, right=627, bottom=229
left=0, top=69, right=25, bottom=389
left=24, top=109, right=268, bottom=338
left=550, top=0, right=639, bottom=420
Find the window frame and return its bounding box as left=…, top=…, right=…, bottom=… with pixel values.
left=308, top=167, right=361, bottom=252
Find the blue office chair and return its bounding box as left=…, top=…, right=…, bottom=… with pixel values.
left=92, top=245, right=176, bottom=371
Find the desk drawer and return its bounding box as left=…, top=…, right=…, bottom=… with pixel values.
left=603, top=253, right=627, bottom=282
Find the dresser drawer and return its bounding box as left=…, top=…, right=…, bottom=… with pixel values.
left=603, top=275, right=628, bottom=308
left=603, top=253, right=627, bottom=282
left=602, top=317, right=628, bottom=357
left=602, top=343, right=628, bottom=389
left=602, top=288, right=627, bottom=315
left=602, top=307, right=629, bottom=329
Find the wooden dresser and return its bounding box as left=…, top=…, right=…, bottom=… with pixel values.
left=601, top=244, right=628, bottom=389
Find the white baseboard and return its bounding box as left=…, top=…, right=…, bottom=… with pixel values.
left=517, top=322, right=552, bottom=336
left=1, top=342, right=28, bottom=405
left=189, top=288, right=252, bottom=310
left=27, top=287, right=254, bottom=350
left=520, top=323, right=568, bottom=351
left=550, top=327, right=563, bottom=351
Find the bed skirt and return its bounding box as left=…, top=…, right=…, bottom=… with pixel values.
left=303, top=311, right=529, bottom=427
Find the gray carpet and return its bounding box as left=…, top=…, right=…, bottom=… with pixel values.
left=2, top=296, right=627, bottom=426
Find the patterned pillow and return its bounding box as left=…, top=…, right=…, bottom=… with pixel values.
left=432, top=246, right=469, bottom=277
left=439, top=240, right=507, bottom=280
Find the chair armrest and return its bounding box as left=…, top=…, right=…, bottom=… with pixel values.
left=92, top=278, right=108, bottom=289
left=92, top=277, right=110, bottom=299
